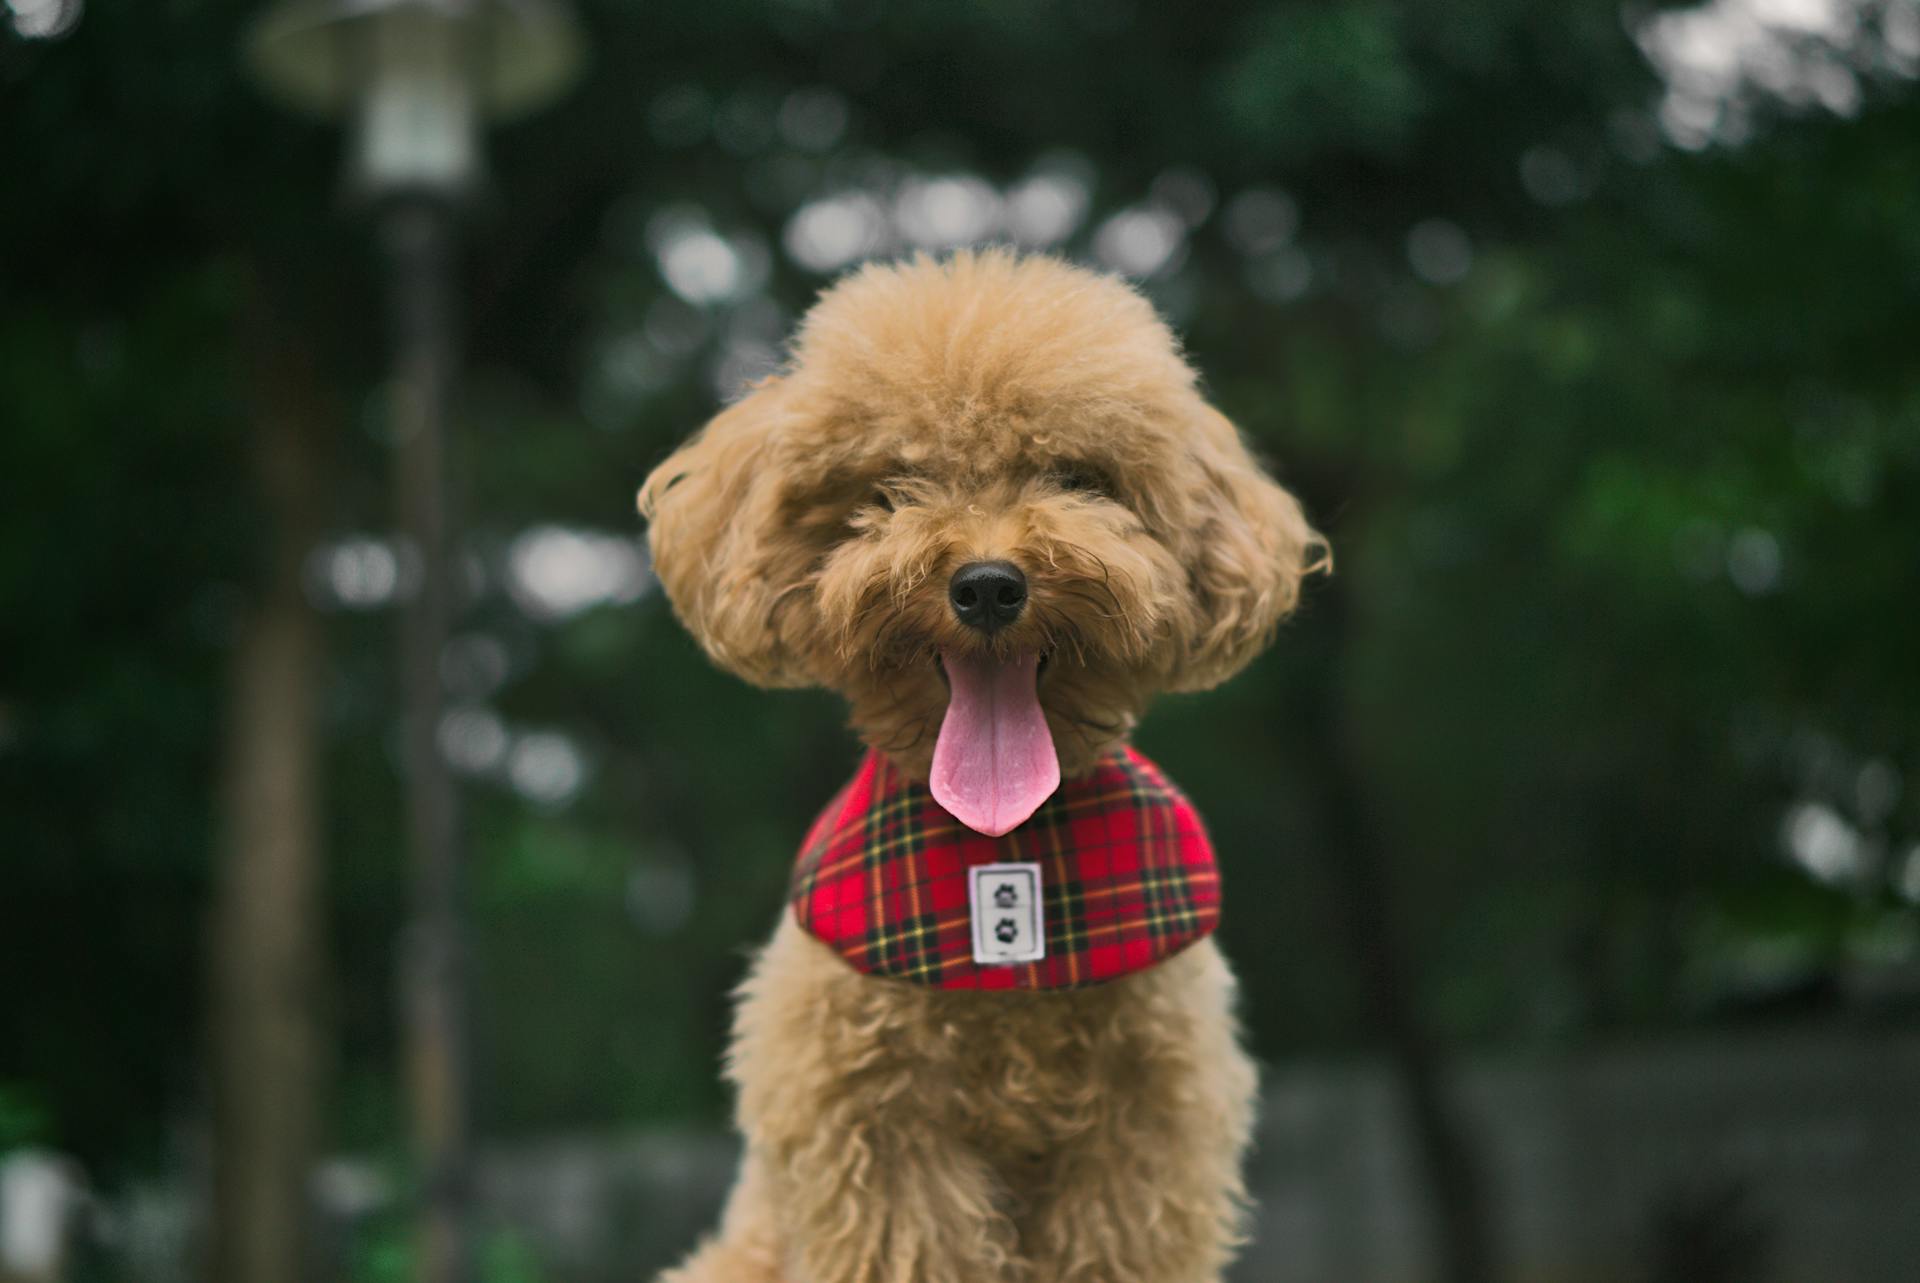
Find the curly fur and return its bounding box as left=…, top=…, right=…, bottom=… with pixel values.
left=640, top=250, right=1326, bottom=1283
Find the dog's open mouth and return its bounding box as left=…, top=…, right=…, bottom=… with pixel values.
left=931, top=650, right=1061, bottom=837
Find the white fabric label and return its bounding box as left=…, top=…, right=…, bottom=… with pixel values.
left=969, top=862, right=1045, bottom=965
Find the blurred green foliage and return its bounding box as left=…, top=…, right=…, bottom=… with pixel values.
left=349, top=1212, right=550, bottom=1283
left=2, top=0, right=1917, bottom=1188
left=0, top=1083, right=50, bottom=1152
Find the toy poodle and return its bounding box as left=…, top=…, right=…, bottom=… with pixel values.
left=638, top=249, right=1326, bottom=1283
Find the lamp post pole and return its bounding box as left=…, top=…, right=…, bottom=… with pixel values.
left=385, top=196, right=470, bottom=1283
left=241, top=8, right=583, bottom=1282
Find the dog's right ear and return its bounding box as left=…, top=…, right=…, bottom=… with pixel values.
left=638, top=379, right=811, bottom=687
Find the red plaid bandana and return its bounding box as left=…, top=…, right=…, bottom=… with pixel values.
left=790, top=745, right=1220, bottom=990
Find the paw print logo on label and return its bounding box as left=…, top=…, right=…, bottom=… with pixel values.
left=969, top=863, right=1044, bottom=965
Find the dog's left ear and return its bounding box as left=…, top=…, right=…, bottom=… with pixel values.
left=1170, top=404, right=1329, bottom=691
left=638, top=379, right=812, bottom=688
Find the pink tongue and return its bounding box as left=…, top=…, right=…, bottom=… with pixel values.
left=931, top=651, right=1060, bottom=837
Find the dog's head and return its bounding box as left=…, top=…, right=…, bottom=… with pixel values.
left=640, top=251, right=1326, bottom=833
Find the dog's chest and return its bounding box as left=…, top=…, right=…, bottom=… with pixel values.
left=917, top=984, right=1166, bottom=1154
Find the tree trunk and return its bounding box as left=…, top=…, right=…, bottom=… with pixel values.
left=207, top=281, right=331, bottom=1283
left=1307, top=577, right=1499, bottom=1283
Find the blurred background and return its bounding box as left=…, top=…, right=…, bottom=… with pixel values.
left=4, top=0, right=1919, bottom=1281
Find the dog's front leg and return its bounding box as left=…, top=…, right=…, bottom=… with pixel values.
left=731, top=918, right=1021, bottom=1283
left=1019, top=944, right=1259, bottom=1283
left=761, top=1112, right=1019, bottom=1283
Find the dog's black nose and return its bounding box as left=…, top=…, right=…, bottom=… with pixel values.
left=949, top=561, right=1027, bottom=634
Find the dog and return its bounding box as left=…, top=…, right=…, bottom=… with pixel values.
left=639, top=249, right=1326, bottom=1283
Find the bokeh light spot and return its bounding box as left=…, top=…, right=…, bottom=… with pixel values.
left=439, top=706, right=509, bottom=776
left=1519, top=146, right=1587, bottom=205
left=1783, top=800, right=1864, bottom=884
left=627, top=857, right=697, bottom=936
left=507, top=731, right=588, bottom=808
left=305, top=536, right=402, bottom=610
left=1224, top=187, right=1300, bottom=255
left=8, top=0, right=81, bottom=39
left=1726, top=527, right=1782, bottom=595
left=659, top=229, right=742, bottom=305
left=1247, top=246, right=1313, bottom=304
left=778, top=87, right=850, bottom=152
left=505, top=526, right=651, bottom=622
left=783, top=193, right=887, bottom=273
left=1406, top=219, right=1473, bottom=286
left=893, top=174, right=1001, bottom=251
left=1004, top=169, right=1089, bottom=247
left=1093, top=207, right=1187, bottom=279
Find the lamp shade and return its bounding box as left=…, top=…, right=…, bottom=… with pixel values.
left=243, top=0, right=584, bottom=195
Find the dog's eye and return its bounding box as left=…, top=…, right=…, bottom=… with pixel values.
left=865, top=472, right=922, bottom=518
left=1050, top=463, right=1114, bottom=498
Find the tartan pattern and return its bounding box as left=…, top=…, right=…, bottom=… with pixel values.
left=790, top=745, right=1220, bottom=990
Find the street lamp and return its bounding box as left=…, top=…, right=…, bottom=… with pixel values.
left=242, top=5, right=583, bottom=1282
